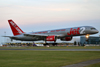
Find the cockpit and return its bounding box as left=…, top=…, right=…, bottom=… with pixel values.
left=91, top=28, right=96, bottom=30
left=89, top=27, right=99, bottom=34
left=83, top=26, right=99, bottom=34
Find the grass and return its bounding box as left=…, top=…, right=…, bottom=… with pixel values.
left=86, top=62, right=100, bottom=67
left=0, top=51, right=100, bottom=67
left=0, top=46, right=100, bottom=49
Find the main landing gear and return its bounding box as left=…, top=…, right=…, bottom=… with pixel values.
left=43, top=43, right=58, bottom=46
left=43, top=40, right=58, bottom=46
left=52, top=43, right=57, bottom=46
left=43, top=43, right=49, bottom=46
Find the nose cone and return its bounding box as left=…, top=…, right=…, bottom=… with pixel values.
left=96, top=30, right=99, bottom=33
left=89, top=30, right=99, bottom=34
left=94, top=30, right=99, bottom=34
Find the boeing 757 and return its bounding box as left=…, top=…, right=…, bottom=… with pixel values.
left=4, top=19, right=99, bottom=46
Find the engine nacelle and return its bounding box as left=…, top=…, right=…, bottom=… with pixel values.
left=60, top=37, right=72, bottom=41
left=46, top=35, right=55, bottom=41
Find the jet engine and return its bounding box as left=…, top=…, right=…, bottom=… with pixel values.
left=46, top=35, right=55, bottom=41
left=60, top=37, right=72, bottom=41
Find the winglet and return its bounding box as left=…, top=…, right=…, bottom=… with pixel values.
left=8, top=19, right=24, bottom=36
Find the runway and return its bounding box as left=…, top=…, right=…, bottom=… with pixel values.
left=0, top=49, right=100, bottom=51
left=62, top=59, right=100, bottom=67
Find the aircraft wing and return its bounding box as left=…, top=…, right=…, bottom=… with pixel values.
left=2, top=36, right=18, bottom=39
left=24, top=33, right=64, bottom=37
left=24, top=34, right=48, bottom=37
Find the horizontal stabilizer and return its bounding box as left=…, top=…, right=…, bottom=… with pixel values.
left=2, top=36, right=18, bottom=39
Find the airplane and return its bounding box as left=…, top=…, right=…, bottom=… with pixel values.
left=4, top=19, right=99, bottom=46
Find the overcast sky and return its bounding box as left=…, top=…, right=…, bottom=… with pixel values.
left=0, top=0, right=100, bottom=44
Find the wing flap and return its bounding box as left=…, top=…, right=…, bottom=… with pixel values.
left=24, top=33, right=64, bottom=38
left=24, top=34, right=48, bottom=37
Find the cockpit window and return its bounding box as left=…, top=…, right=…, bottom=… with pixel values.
left=91, top=28, right=96, bottom=30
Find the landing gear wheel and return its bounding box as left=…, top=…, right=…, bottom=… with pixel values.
left=52, top=43, right=57, bottom=46
left=43, top=43, right=49, bottom=46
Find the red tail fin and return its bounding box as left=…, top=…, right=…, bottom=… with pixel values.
left=8, top=19, right=24, bottom=36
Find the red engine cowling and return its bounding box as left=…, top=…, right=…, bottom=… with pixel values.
left=60, top=37, right=72, bottom=41
left=46, top=35, right=55, bottom=41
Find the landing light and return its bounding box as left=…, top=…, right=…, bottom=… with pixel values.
left=86, top=34, right=89, bottom=39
